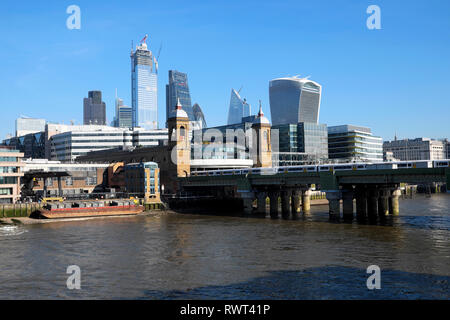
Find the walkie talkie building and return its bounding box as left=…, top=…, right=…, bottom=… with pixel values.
left=269, top=76, right=322, bottom=126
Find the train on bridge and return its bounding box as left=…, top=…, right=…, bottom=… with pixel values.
left=191, top=160, right=450, bottom=177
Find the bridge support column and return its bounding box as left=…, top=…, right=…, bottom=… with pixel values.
left=355, top=185, right=367, bottom=220
left=291, top=190, right=301, bottom=219
left=367, top=187, right=378, bottom=220
left=302, top=189, right=312, bottom=214
left=389, top=188, right=401, bottom=215
left=57, top=177, right=63, bottom=197
left=256, top=192, right=267, bottom=216
left=378, top=188, right=389, bottom=218
left=281, top=190, right=291, bottom=219
left=342, top=186, right=354, bottom=220
left=239, top=191, right=255, bottom=215
left=326, top=191, right=341, bottom=220
left=269, top=191, right=279, bottom=219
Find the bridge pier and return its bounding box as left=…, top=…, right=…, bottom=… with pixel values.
left=238, top=190, right=255, bottom=215
left=269, top=191, right=279, bottom=219
left=389, top=188, right=401, bottom=215
left=301, top=188, right=312, bottom=214
left=291, top=189, right=301, bottom=219
left=378, top=188, right=390, bottom=218
left=342, top=186, right=354, bottom=220
left=355, top=185, right=367, bottom=220
left=281, top=190, right=291, bottom=219
left=256, top=192, right=267, bottom=216
left=326, top=191, right=341, bottom=220
left=367, top=187, right=379, bottom=220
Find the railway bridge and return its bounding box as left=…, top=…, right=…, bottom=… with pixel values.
left=179, top=167, right=450, bottom=220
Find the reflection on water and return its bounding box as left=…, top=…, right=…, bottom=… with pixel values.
left=0, top=194, right=448, bottom=299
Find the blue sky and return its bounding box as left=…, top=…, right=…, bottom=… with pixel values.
left=0, top=0, right=449, bottom=141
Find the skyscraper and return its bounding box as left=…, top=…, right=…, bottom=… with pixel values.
left=192, top=103, right=207, bottom=129
left=166, top=70, right=194, bottom=125
left=83, top=90, right=106, bottom=125
left=227, top=89, right=251, bottom=125
left=269, top=76, right=322, bottom=126
left=131, top=35, right=158, bottom=130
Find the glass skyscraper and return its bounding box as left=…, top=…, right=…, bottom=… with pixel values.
left=131, top=39, right=158, bottom=130
left=227, top=89, right=251, bottom=125
left=269, top=76, right=322, bottom=126
left=192, top=103, right=207, bottom=129
left=166, top=70, right=194, bottom=123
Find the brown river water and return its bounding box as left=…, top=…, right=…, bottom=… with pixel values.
left=0, top=194, right=448, bottom=299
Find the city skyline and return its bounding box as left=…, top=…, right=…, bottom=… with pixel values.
left=1, top=1, right=449, bottom=141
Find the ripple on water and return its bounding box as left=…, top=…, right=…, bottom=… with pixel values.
left=0, top=225, right=28, bottom=237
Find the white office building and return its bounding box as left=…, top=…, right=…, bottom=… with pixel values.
left=49, top=126, right=168, bottom=162
left=383, top=138, right=447, bottom=161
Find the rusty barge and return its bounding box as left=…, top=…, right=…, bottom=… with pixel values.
left=37, top=200, right=145, bottom=219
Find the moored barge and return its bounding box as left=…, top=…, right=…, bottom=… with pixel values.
left=38, top=200, right=145, bottom=219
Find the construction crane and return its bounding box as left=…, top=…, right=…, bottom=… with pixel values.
left=154, top=42, right=163, bottom=74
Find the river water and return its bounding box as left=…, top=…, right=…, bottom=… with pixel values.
left=0, top=194, right=449, bottom=299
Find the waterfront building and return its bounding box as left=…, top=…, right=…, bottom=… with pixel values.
left=328, top=125, right=383, bottom=162
left=383, top=138, right=446, bottom=161
left=15, top=117, right=46, bottom=137
left=0, top=147, right=24, bottom=203
left=131, top=37, right=158, bottom=130
left=124, top=162, right=160, bottom=203
left=269, top=76, right=322, bottom=126
left=22, top=159, right=110, bottom=198
left=227, top=89, right=251, bottom=125
left=49, top=126, right=168, bottom=162
left=83, top=91, right=106, bottom=125
left=271, top=122, right=328, bottom=166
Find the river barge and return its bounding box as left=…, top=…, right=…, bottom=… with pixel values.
left=37, top=200, right=145, bottom=219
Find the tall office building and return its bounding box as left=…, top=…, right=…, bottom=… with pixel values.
left=166, top=70, right=194, bottom=124
left=83, top=90, right=106, bottom=125
left=131, top=36, right=158, bottom=130
left=227, top=89, right=251, bottom=125
left=269, top=76, right=322, bottom=126
left=114, top=96, right=132, bottom=128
